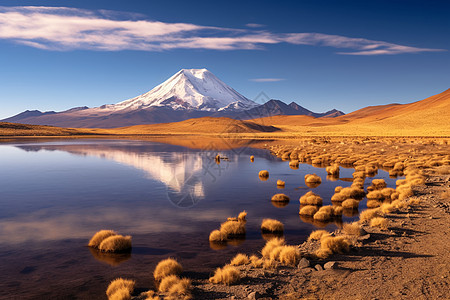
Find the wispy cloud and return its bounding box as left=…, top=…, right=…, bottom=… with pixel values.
left=250, top=78, right=285, bottom=82
left=246, top=23, right=265, bottom=28
left=0, top=6, right=445, bottom=55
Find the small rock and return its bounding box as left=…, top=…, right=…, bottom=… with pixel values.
left=324, top=261, right=338, bottom=270
left=297, top=258, right=310, bottom=269
left=357, top=234, right=371, bottom=241
left=248, top=291, right=258, bottom=299
left=315, top=264, right=324, bottom=271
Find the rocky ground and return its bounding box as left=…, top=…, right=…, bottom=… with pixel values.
left=188, top=169, right=449, bottom=300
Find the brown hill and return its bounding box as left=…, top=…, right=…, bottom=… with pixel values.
left=106, top=117, right=281, bottom=135
left=0, top=122, right=99, bottom=136
left=252, top=88, right=450, bottom=136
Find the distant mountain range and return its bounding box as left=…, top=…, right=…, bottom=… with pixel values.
left=2, top=69, right=344, bottom=128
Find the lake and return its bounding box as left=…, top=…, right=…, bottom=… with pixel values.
left=0, top=139, right=398, bottom=299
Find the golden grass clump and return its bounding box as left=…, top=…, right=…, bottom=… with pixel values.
left=380, top=203, right=396, bottom=214
left=307, top=230, right=329, bottom=241
left=279, top=245, right=301, bottom=266
left=370, top=217, right=388, bottom=230
left=371, top=179, right=387, bottom=190
left=299, top=205, right=319, bottom=216
left=305, top=173, right=322, bottom=184
left=209, top=230, right=226, bottom=243
left=352, top=171, right=366, bottom=179
left=343, top=222, right=364, bottom=236
left=367, top=200, right=382, bottom=208
left=106, top=278, right=135, bottom=300
left=332, top=187, right=365, bottom=201
left=158, top=275, right=192, bottom=299
left=230, top=253, right=250, bottom=266
left=220, top=220, right=246, bottom=237
left=316, top=236, right=350, bottom=259
left=249, top=255, right=264, bottom=268
left=89, top=230, right=117, bottom=248
left=154, top=258, right=183, bottom=281
left=299, top=191, right=323, bottom=205
left=209, top=265, right=240, bottom=285
left=250, top=155, right=254, bottom=162
left=262, top=237, right=285, bottom=258
left=259, top=170, right=269, bottom=177
left=98, top=235, right=132, bottom=253
left=261, top=218, right=284, bottom=233
left=276, top=180, right=285, bottom=187
left=366, top=190, right=385, bottom=200
left=335, top=186, right=343, bottom=193
left=271, top=193, right=290, bottom=202
left=365, top=165, right=378, bottom=175
left=237, top=211, right=247, bottom=222
left=359, top=208, right=381, bottom=222
left=326, top=164, right=340, bottom=176
left=381, top=188, right=395, bottom=198
left=289, top=160, right=300, bottom=168
left=313, top=205, right=341, bottom=221
left=396, top=184, right=414, bottom=200
left=341, top=199, right=359, bottom=209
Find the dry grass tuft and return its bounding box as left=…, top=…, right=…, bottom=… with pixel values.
left=370, top=217, right=388, bottom=230
left=262, top=238, right=285, bottom=258
left=237, top=211, right=247, bottom=222
left=106, top=278, right=135, bottom=300
left=209, top=265, right=240, bottom=285
left=335, top=186, right=343, bottom=193
left=307, top=230, right=329, bottom=241
left=220, top=220, right=246, bottom=237
left=371, top=179, right=387, bottom=190
left=276, top=180, right=286, bottom=187
left=305, top=173, right=322, bottom=184
left=89, top=230, right=117, bottom=248
left=154, top=258, right=183, bottom=281
left=230, top=253, right=250, bottom=266
left=209, top=230, right=226, bottom=243
left=341, top=199, right=359, bottom=209
left=261, top=219, right=284, bottom=233
left=250, top=155, right=254, bottom=162
left=159, top=275, right=179, bottom=292
left=316, top=236, right=351, bottom=259
left=359, top=208, right=381, bottom=222
left=343, top=222, right=364, bottom=236
left=380, top=203, right=396, bottom=214
left=259, top=170, right=269, bottom=180
left=299, top=191, right=323, bottom=205
left=98, top=235, right=132, bottom=253
left=250, top=255, right=264, bottom=268
left=366, top=191, right=384, bottom=200
left=299, top=205, right=319, bottom=216
left=279, top=245, right=301, bottom=266
left=366, top=200, right=382, bottom=208
left=271, top=193, right=290, bottom=202
left=326, top=164, right=340, bottom=176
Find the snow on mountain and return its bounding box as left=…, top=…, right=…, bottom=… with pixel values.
left=99, top=68, right=257, bottom=112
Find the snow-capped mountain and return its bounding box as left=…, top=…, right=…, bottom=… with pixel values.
left=98, top=68, right=257, bottom=112
left=2, top=69, right=344, bottom=128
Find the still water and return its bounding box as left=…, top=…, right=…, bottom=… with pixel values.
left=0, top=139, right=398, bottom=299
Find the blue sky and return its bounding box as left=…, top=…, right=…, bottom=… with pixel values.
left=0, top=0, right=449, bottom=119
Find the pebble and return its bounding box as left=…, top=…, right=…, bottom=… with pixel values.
left=298, top=257, right=310, bottom=269
left=315, top=264, right=324, bottom=271
left=324, top=261, right=338, bottom=270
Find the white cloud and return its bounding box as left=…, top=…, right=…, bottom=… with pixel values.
left=250, top=78, right=285, bottom=82
left=0, top=6, right=445, bottom=55
left=246, top=23, right=265, bottom=28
